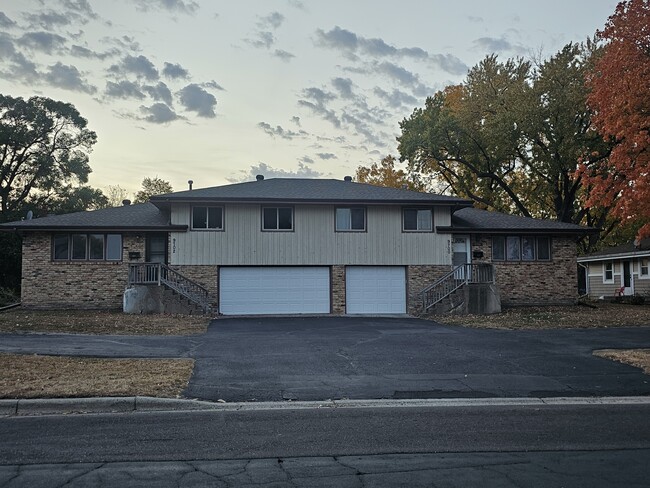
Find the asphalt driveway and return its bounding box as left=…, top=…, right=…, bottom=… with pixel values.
left=1, top=317, right=650, bottom=402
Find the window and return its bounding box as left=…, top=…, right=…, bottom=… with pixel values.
left=403, top=208, right=432, bottom=232
left=492, top=236, right=552, bottom=262
left=262, top=207, right=293, bottom=231
left=53, top=234, right=122, bottom=261
left=640, top=259, right=649, bottom=277
left=603, top=262, right=614, bottom=283
left=192, top=206, right=223, bottom=230
left=336, top=208, right=365, bottom=231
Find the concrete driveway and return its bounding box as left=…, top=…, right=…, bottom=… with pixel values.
left=2, top=317, right=650, bottom=402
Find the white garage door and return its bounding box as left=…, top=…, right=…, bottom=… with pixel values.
left=219, top=267, right=330, bottom=315
left=346, top=266, right=406, bottom=314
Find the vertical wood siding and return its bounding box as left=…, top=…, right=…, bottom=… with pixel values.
left=170, top=203, right=452, bottom=266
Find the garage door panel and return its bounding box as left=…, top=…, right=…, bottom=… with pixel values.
left=220, top=267, right=330, bottom=315
left=346, top=266, right=406, bottom=314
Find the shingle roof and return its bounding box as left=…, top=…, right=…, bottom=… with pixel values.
left=150, top=178, right=472, bottom=206
left=578, top=238, right=650, bottom=260
left=0, top=203, right=185, bottom=232
left=439, top=207, right=595, bottom=234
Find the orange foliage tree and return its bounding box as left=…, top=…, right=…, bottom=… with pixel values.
left=581, top=0, right=650, bottom=239
left=355, top=155, right=428, bottom=191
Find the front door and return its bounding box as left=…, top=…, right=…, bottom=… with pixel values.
left=146, top=234, right=168, bottom=264
left=622, top=261, right=633, bottom=295
left=452, top=235, right=470, bottom=278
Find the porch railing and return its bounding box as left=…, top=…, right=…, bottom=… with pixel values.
left=128, top=262, right=211, bottom=314
left=420, top=263, right=495, bottom=313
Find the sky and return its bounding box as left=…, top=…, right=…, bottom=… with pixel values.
left=0, top=0, right=619, bottom=195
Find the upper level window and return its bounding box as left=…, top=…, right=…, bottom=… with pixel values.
left=604, top=262, right=614, bottom=282
left=53, top=234, right=122, bottom=261
left=192, top=206, right=223, bottom=230
left=403, top=208, right=432, bottom=232
left=492, top=236, right=552, bottom=262
left=336, top=208, right=365, bottom=231
left=263, top=207, right=293, bottom=231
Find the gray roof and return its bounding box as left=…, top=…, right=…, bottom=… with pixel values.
left=0, top=203, right=186, bottom=232
left=150, top=178, right=472, bottom=206
left=440, top=207, right=596, bottom=235
left=578, top=238, right=650, bottom=261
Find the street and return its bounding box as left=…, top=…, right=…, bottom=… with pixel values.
left=1, top=401, right=649, bottom=486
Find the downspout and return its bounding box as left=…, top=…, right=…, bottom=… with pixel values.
left=578, top=262, right=589, bottom=297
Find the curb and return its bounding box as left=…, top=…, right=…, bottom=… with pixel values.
left=1, top=395, right=650, bottom=417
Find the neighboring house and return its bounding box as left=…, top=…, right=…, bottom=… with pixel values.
left=0, top=176, right=594, bottom=315
left=578, top=239, right=650, bottom=299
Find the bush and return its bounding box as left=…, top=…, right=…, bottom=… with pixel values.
left=0, top=287, right=19, bottom=307
left=629, top=295, right=646, bottom=306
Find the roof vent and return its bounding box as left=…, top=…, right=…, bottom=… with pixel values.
left=122, top=199, right=131, bottom=206
left=343, top=175, right=352, bottom=182
left=188, top=180, right=193, bottom=191
left=256, top=174, right=264, bottom=181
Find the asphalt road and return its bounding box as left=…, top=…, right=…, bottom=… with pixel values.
left=1, top=317, right=650, bottom=401
left=1, top=403, right=649, bottom=487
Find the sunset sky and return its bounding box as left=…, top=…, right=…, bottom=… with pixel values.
left=1, top=0, right=618, bottom=195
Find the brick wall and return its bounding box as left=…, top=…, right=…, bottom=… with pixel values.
left=407, top=265, right=452, bottom=315
left=21, top=232, right=146, bottom=310
left=169, top=265, right=218, bottom=308
left=331, top=265, right=346, bottom=314
left=471, top=235, right=578, bottom=305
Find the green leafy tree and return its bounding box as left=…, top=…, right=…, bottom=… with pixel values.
left=0, top=95, right=97, bottom=218
left=397, top=44, right=613, bottom=248
left=133, top=177, right=173, bottom=203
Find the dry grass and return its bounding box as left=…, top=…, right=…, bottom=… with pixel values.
left=594, top=349, right=650, bottom=375
left=434, top=302, right=650, bottom=330
left=0, top=354, right=194, bottom=399
left=0, top=309, right=208, bottom=335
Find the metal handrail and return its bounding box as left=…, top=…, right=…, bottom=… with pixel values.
left=421, top=263, right=494, bottom=312
left=128, top=262, right=211, bottom=314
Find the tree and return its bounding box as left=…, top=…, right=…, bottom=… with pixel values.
left=104, top=185, right=130, bottom=208
left=580, top=0, right=650, bottom=240
left=0, top=95, right=97, bottom=218
left=397, top=44, right=614, bottom=248
left=355, top=155, right=429, bottom=191
left=133, top=177, right=173, bottom=203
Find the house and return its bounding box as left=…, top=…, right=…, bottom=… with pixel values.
left=0, top=176, right=594, bottom=315
left=577, top=239, right=650, bottom=299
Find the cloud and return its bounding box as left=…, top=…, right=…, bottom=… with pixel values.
left=288, top=0, right=306, bottom=10
left=178, top=83, right=217, bottom=117
left=316, top=152, right=337, bottom=160
left=375, top=61, right=432, bottom=96
left=273, top=49, right=295, bottom=61
left=373, top=87, right=417, bottom=108
left=331, top=77, right=354, bottom=99
left=467, top=15, right=483, bottom=22
left=162, top=61, right=189, bottom=80
left=246, top=11, right=285, bottom=50
left=23, top=11, right=73, bottom=30
left=430, top=54, right=468, bottom=75
left=203, top=80, right=225, bottom=91
left=70, top=44, right=119, bottom=60
left=110, top=54, right=159, bottom=80
left=20, top=31, right=67, bottom=54
left=105, top=80, right=145, bottom=99
left=44, top=62, right=96, bottom=94
left=300, top=155, right=314, bottom=164
left=257, top=122, right=307, bottom=140
left=230, top=162, right=323, bottom=182
left=291, top=116, right=301, bottom=126
left=298, top=100, right=341, bottom=128
left=133, top=0, right=199, bottom=14
left=143, top=82, right=173, bottom=105
left=0, top=12, right=16, bottom=28
left=260, top=12, right=285, bottom=29
left=247, top=31, right=275, bottom=49
left=140, top=103, right=179, bottom=123
left=472, top=36, right=527, bottom=55
left=301, top=87, right=336, bottom=105
left=0, top=51, right=40, bottom=83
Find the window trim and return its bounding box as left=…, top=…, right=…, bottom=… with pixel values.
left=261, top=206, right=294, bottom=232
left=402, top=208, right=433, bottom=233
left=603, top=262, right=614, bottom=283
left=640, top=258, right=649, bottom=279
left=492, top=235, right=553, bottom=262
left=335, top=207, right=367, bottom=232
left=190, top=206, right=224, bottom=231
left=52, top=233, right=123, bottom=262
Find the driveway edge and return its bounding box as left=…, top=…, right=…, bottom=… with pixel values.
left=2, top=395, right=650, bottom=417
